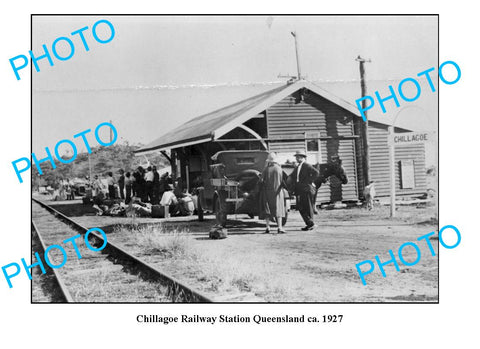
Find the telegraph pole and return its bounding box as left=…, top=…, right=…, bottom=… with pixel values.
left=88, top=152, right=92, bottom=181
left=109, top=119, right=113, bottom=143
left=278, top=31, right=305, bottom=83
left=291, top=31, right=302, bottom=80
left=356, top=55, right=371, bottom=189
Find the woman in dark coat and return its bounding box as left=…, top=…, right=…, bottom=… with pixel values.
left=152, top=165, right=160, bottom=204
left=124, top=172, right=133, bottom=204
left=259, top=152, right=286, bottom=234
left=134, top=166, right=146, bottom=202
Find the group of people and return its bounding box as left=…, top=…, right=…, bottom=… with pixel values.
left=56, top=179, right=75, bottom=200
left=259, top=150, right=320, bottom=234
left=91, top=166, right=172, bottom=205
left=90, top=166, right=195, bottom=217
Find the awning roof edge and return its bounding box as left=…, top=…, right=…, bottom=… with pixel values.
left=134, top=134, right=213, bottom=155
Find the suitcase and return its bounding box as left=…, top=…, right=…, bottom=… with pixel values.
left=151, top=205, right=165, bottom=218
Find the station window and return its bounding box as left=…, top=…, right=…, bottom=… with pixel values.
left=305, top=131, right=322, bottom=163
left=307, top=139, right=319, bottom=152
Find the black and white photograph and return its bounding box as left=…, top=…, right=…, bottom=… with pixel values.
left=4, top=1, right=480, bottom=347
left=30, top=15, right=439, bottom=303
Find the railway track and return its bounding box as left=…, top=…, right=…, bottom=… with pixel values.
left=31, top=222, right=74, bottom=302
left=31, top=198, right=212, bottom=303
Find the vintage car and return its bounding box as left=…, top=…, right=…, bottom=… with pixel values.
left=196, top=150, right=291, bottom=227
left=69, top=178, right=90, bottom=196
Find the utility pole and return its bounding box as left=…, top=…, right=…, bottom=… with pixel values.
left=109, top=119, right=113, bottom=143
left=278, top=31, right=304, bottom=83
left=88, top=152, right=92, bottom=181
left=291, top=31, right=302, bottom=80
left=356, top=55, right=371, bottom=189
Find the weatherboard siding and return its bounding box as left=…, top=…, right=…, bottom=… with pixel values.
left=267, top=92, right=359, bottom=203
left=368, top=125, right=427, bottom=197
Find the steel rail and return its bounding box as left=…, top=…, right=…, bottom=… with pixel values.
left=31, top=220, right=75, bottom=302
left=32, top=198, right=213, bottom=303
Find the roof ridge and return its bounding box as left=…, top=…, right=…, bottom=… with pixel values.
left=181, top=82, right=291, bottom=127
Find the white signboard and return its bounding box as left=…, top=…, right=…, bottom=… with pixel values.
left=400, top=160, right=415, bottom=189
left=389, top=131, right=432, bottom=145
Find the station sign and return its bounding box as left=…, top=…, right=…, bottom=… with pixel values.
left=388, top=131, right=433, bottom=146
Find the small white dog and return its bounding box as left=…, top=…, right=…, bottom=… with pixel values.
left=364, top=181, right=376, bottom=210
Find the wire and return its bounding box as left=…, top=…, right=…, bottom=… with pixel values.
left=33, top=77, right=421, bottom=93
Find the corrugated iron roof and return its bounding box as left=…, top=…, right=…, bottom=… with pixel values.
left=136, top=83, right=294, bottom=153
left=135, top=80, right=372, bottom=154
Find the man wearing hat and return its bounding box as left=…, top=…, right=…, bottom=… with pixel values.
left=289, top=150, right=319, bottom=230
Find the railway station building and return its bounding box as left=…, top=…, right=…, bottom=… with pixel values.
left=135, top=80, right=427, bottom=204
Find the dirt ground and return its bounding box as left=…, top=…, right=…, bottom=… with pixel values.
left=40, top=198, right=439, bottom=303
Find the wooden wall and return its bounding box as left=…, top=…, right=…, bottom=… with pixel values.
left=368, top=124, right=427, bottom=197
left=266, top=92, right=359, bottom=203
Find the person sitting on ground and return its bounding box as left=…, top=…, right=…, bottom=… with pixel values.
left=126, top=196, right=152, bottom=217
left=177, top=189, right=195, bottom=216
left=160, top=184, right=178, bottom=216
left=92, top=190, right=107, bottom=215
left=171, top=179, right=194, bottom=216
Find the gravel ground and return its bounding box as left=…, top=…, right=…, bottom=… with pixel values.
left=41, top=199, right=438, bottom=302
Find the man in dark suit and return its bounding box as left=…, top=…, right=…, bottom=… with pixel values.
left=290, top=150, right=319, bottom=230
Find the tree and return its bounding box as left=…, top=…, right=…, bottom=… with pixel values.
left=31, top=143, right=170, bottom=186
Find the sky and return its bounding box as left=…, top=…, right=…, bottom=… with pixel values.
left=32, top=15, right=438, bottom=154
